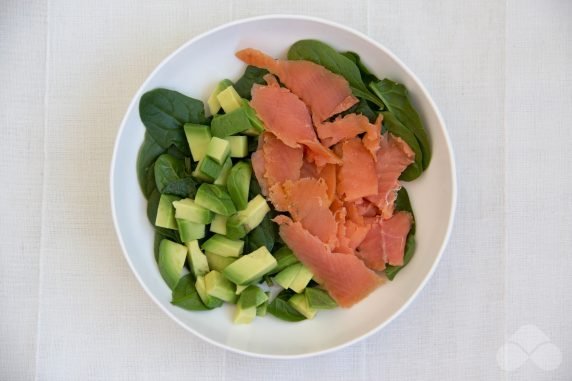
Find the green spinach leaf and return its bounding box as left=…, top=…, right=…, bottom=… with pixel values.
left=234, top=66, right=269, bottom=99
left=341, top=51, right=380, bottom=84
left=245, top=213, right=278, bottom=252
left=171, top=274, right=209, bottom=311
left=139, top=88, right=208, bottom=153
left=305, top=288, right=337, bottom=310
left=137, top=133, right=165, bottom=198
left=147, top=189, right=161, bottom=226
left=287, top=40, right=383, bottom=107
left=340, top=98, right=377, bottom=122
left=394, top=187, right=415, bottom=232
left=267, top=289, right=306, bottom=322
left=371, top=80, right=431, bottom=169
left=382, top=111, right=423, bottom=181
left=154, top=154, right=198, bottom=198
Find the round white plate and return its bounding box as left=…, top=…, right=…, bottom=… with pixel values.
left=110, top=15, right=457, bottom=358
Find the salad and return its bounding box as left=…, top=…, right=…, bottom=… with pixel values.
left=136, top=40, right=430, bottom=324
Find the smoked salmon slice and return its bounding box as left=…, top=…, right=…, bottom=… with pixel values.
left=337, top=138, right=378, bottom=201
left=250, top=84, right=340, bottom=166
left=275, top=216, right=383, bottom=307
left=366, top=134, right=415, bottom=219
left=356, top=212, right=413, bottom=270
left=315, top=114, right=370, bottom=147
left=236, top=48, right=358, bottom=122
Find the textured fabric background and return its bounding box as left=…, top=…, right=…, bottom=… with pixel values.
left=1, top=0, right=571, bottom=380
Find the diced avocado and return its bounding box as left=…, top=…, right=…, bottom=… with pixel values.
left=192, top=156, right=222, bottom=182
left=158, top=239, right=187, bottom=289
left=195, top=184, right=236, bottom=216
left=223, top=246, right=277, bottom=285
left=205, top=137, right=231, bottom=165
left=211, top=108, right=252, bottom=138
left=205, top=270, right=236, bottom=303
left=205, top=251, right=236, bottom=272
left=241, top=99, right=265, bottom=134
left=217, top=85, right=243, bottom=114
left=186, top=240, right=209, bottom=277
left=213, top=157, right=232, bottom=186
left=210, top=214, right=227, bottom=235
left=288, top=293, right=317, bottom=319
left=195, top=275, right=224, bottom=309
left=226, top=195, right=270, bottom=239
left=202, top=234, right=244, bottom=257
left=272, top=246, right=299, bottom=273
left=207, top=79, right=233, bottom=115
left=223, top=136, right=248, bottom=158
left=172, top=198, right=214, bottom=224
left=274, top=263, right=302, bottom=289
left=184, top=124, right=211, bottom=162
left=305, top=288, right=337, bottom=310
left=290, top=265, right=313, bottom=293
left=256, top=300, right=268, bottom=316
left=176, top=219, right=205, bottom=242
left=226, top=162, right=251, bottom=210
left=155, top=194, right=179, bottom=230
left=238, top=285, right=268, bottom=308
left=235, top=284, right=248, bottom=295
left=233, top=303, right=256, bottom=324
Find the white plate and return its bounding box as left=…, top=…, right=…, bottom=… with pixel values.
left=110, top=15, right=457, bottom=358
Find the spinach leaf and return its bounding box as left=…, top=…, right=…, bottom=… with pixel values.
left=171, top=274, right=209, bottom=311
left=340, top=98, right=377, bottom=123
left=245, top=213, right=278, bottom=252
left=287, top=40, right=383, bottom=107
left=385, top=187, right=416, bottom=280
left=267, top=289, right=306, bottom=322
left=139, top=88, right=208, bottom=153
left=247, top=136, right=259, bottom=154
left=305, top=287, right=337, bottom=310
left=147, top=189, right=161, bottom=226
left=385, top=234, right=416, bottom=281
left=371, top=80, right=431, bottom=169
left=341, top=51, right=380, bottom=84
left=154, top=154, right=198, bottom=198
left=137, top=133, right=165, bottom=198
left=248, top=171, right=262, bottom=199
left=234, top=66, right=269, bottom=99
left=382, top=111, right=423, bottom=181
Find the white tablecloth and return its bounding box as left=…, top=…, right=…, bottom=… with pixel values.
left=2, top=0, right=571, bottom=379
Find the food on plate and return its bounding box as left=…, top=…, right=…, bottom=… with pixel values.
left=136, top=39, right=430, bottom=323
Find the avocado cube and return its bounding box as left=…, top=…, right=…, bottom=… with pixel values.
left=155, top=194, right=179, bottom=230
left=207, top=79, right=233, bottom=115
left=226, top=162, right=251, bottom=211
left=288, top=293, right=317, bottom=319
left=217, top=85, right=243, bottom=114
left=274, top=263, right=302, bottom=290
left=205, top=270, right=236, bottom=303
left=211, top=108, right=252, bottom=138
left=172, top=198, right=213, bottom=224
left=176, top=219, right=205, bottom=242
left=158, top=239, right=187, bottom=289
left=289, top=265, right=313, bottom=293
left=192, top=156, right=223, bottom=182
left=238, top=285, right=268, bottom=309
left=223, top=247, right=277, bottom=285
left=195, top=275, right=224, bottom=309
left=235, top=284, right=248, bottom=295
left=225, top=195, right=270, bottom=239
left=210, top=214, right=228, bottom=235
left=202, top=234, right=244, bottom=258
left=271, top=246, right=299, bottom=274
left=186, top=240, right=209, bottom=278
left=223, top=136, right=248, bottom=158
left=233, top=304, right=256, bottom=324
left=195, top=184, right=236, bottom=216
left=213, top=157, right=232, bottom=186
left=205, top=137, right=231, bottom=165
left=205, top=251, right=236, bottom=272
left=184, top=124, right=211, bottom=162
